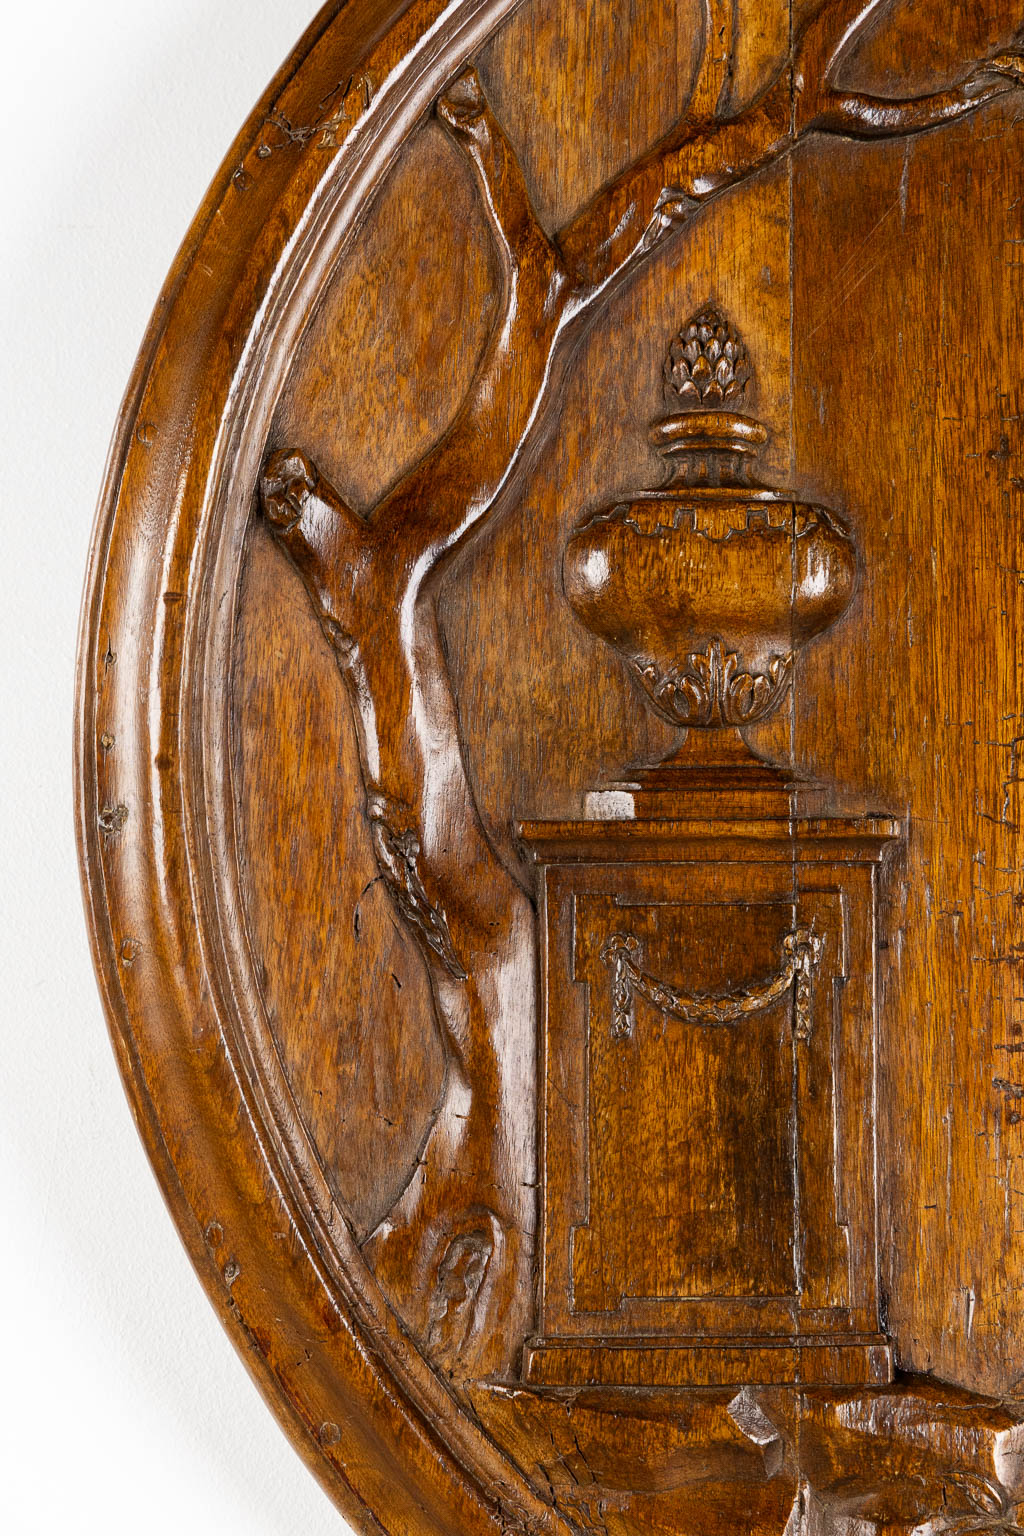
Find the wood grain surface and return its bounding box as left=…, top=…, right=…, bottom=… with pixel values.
left=78, top=2, right=1024, bottom=1531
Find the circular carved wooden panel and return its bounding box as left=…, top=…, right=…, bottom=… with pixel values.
left=77, top=2, right=1024, bottom=1532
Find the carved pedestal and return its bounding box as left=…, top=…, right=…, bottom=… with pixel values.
left=520, top=805, right=899, bottom=1390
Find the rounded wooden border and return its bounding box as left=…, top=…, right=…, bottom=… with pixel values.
left=75, top=3, right=570, bottom=1530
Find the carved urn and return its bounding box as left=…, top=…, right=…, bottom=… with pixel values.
left=520, top=306, right=899, bottom=1393
left=563, top=308, right=858, bottom=736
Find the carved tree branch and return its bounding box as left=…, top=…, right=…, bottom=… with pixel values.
left=559, top=2, right=1024, bottom=295
left=690, top=0, right=737, bottom=121
left=372, top=67, right=568, bottom=570
left=265, top=68, right=567, bottom=904
left=258, top=69, right=563, bottom=1376
left=793, top=0, right=1024, bottom=137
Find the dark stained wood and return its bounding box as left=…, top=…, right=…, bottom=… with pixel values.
left=77, top=2, right=1024, bottom=1532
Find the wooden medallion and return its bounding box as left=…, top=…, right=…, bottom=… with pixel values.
left=76, top=2, right=1024, bottom=1531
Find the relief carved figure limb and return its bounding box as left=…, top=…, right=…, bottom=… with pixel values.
left=259, top=0, right=1024, bottom=1380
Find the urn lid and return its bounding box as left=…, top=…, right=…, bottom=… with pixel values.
left=652, top=307, right=767, bottom=488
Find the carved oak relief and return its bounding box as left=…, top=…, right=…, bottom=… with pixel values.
left=231, top=0, right=1024, bottom=1527
left=600, top=924, right=823, bottom=1045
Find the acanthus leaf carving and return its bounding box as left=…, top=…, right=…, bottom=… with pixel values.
left=632, top=639, right=795, bottom=729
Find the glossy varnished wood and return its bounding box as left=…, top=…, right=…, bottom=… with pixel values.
left=78, top=2, right=1024, bottom=1532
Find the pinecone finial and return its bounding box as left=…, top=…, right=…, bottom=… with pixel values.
left=664, top=306, right=752, bottom=409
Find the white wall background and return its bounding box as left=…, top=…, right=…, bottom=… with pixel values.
left=1, top=4, right=349, bottom=1530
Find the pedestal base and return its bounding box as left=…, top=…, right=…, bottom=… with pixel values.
left=583, top=734, right=886, bottom=823
left=522, top=1334, right=893, bottom=1388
